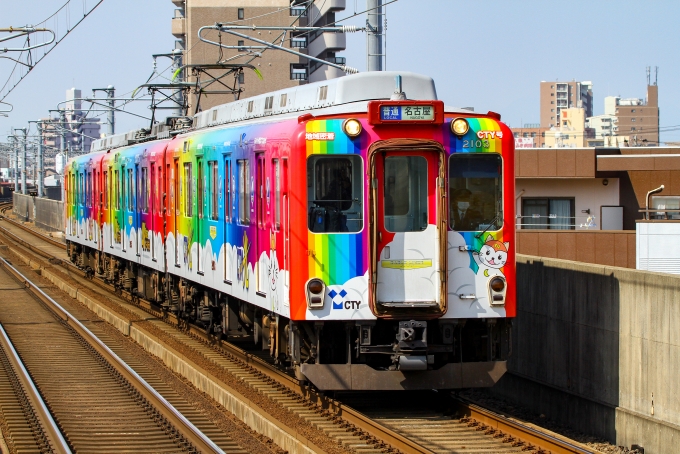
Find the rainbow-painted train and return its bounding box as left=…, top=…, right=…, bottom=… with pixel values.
left=65, top=72, right=515, bottom=390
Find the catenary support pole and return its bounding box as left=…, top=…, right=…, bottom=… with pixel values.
left=366, top=0, right=384, bottom=71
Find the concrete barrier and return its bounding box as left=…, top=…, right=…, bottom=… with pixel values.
left=491, top=253, right=680, bottom=454
left=12, top=193, right=63, bottom=232
left=34, top=197, right=64, bottom=232
left=12, top=193, right=34, bottom=221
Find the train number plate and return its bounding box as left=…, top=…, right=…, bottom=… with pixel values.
left=380, top=105, right=435, bottom=121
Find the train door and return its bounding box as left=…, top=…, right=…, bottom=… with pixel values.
left=196, top=157, right=204, bottom=274
left=370, top=146, right=446, bottom=311
left=150, top=163, right=156, bottom=261
left=223, top=157, right=232, bottom=282
left=173, top=158, right=180, bottom=266
left=277, top=158, right=290, bottom=307
left=256, top=153, right=266, bottom=294
left=135, top=163, right=141, bottom=258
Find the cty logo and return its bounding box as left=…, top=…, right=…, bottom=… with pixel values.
left=328, top=289, right=361, bottom=310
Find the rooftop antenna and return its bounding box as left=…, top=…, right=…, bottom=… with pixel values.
left=646, top=66, right=651, bottom=86
left=390, top=75, right=406, bottom=100
left=655, top=66, right=658, bottom=85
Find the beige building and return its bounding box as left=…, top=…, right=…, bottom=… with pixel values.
left=540, top=80, right=593, bottom=128
left=171, top=0, right=348, bottom=113
left=542, top=108, right=594, bottom=148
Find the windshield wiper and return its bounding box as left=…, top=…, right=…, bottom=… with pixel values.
left=475, top=212, right=502, bottom=239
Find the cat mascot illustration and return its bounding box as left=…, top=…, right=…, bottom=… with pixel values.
left=473, top=234, right=509, bottom=277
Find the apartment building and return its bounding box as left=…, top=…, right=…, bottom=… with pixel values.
left=540, top=80, right=593, bottom=128
left=171, top=0, right=348, bottom=112
left=41, top=88, right=101, bottom=155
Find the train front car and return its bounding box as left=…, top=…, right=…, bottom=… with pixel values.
left=293, top=73, right=515, bottom=390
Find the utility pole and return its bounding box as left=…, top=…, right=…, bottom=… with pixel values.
left=366, top=0, right=384, bottom=71
left=93, top=86, right=115, bottom=135
left=10, top=134, right=18, bottom=192
left=37, top=121, right=44, bottom=198
left=12, top=128, right=27, bottom=194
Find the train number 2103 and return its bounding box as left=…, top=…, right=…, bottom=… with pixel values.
left=462, top=139, right=490, bottom=148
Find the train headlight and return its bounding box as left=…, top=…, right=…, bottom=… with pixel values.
left=490, top=277, right=505, bottom=292
left=488, top=276, right=507, bottom=306
left=343, top=119, right=362, bottom=138
left=450, top=118, right=469, bottom=136
left=306, top=278, right=326, bottom=309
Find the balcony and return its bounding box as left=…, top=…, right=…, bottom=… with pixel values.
left=290, top=65, right=308, bottom=80
left=171, top=17, right=185, bottom=37
left=308, top=31, right=346, bottom=59
left=308, top=0, right=345, bottom=23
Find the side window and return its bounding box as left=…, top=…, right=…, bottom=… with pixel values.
left=225, top=159, right=232, bottom=222
left=238, top=159, right=250, bottom=225
left=141, top=167, right=149, bottom=213
left=116, top=169, right=121, bottom=210
left=273, top=159, right=281, bottom=230
left=307, top=155, right=363, bottom=233
left=210, top=161, right=219, bottom=220
left=197, top=161, right=204, bottom=219
left=103, top=171, right=108, bottom=209
left=127, top=168, right=134, bottom=211
left=449, top=153, right=503, bottom=232
left=184, top=162, right=193, bottom=217
left=79, top=173, right=84, bottom=206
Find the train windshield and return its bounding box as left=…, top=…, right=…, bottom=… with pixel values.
left=449, top=154, right=502, bottom=231
left=307, top=155, right=363, bottom=233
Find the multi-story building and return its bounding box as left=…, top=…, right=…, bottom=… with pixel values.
left=171, top=0, right=348, bottom=112
left=609, top=84, right=659, bottom=146
left=41, top=88, right=101, bottom=156
left=540, top=80, right=593, bottom=128
left=512, top=124, right=549, bottom=148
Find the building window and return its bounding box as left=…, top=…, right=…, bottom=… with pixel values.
left=631, top=118, right=636, bottom=122
left=541, top=132, right=545, bottom=137
left=531, top=132, right=536, bottom=138
left=563, top=121, right=567, bottom=126
left=237, top=8, right=244, bottom=20
left=290, top=64, right=307, bottom=80
left=631, top=127, right=636, bottom=131
left=238, top=40, right=245, bottom=51
left=551, top=93, right=554, bottom=96
left=522, top=198, right=574, bottom=230
left=238, top=73, right=244, bottom=84
left=513, top=132, right=518, bottom=138
left=632, top=109, right=636, bottom=113
left=523, top=132, right=528, bottom=138
left=551, top=85, right=554, bottom=88
left=551, top=108, right=555, bottom=112
left=551, top=101, right=555, bottom=104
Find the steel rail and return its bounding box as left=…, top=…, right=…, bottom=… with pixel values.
left=0, top=256, right=224, bottom=454
left=0, top=208, right=597, bottom=453
left=452, top=391, right=599, bottom=453
left=0, top=323, right=72, bottom=453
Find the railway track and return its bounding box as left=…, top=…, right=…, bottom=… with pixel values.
left=0, top=204, right=602, bottom=454
left=0, top=255, right=223, bottom=453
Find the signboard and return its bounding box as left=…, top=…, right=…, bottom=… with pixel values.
left=380, top=105, right=435, bottom=121
left=514, top=137, right=534, bottom=148
left=367, top=100, right=444, bottom=125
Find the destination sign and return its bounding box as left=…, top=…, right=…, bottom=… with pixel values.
left=380, top=105, right=435, bottom=121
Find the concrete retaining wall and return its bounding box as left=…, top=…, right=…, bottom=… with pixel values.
left=12, top=193, right=63, bottom=232
left=491, top=254, right=680, bottom=454
left=34, top=197, right=63, bottom=232
left=12, top=193, right=34, bottom=222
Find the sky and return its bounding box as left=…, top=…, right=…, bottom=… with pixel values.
left=2, top=0, right=680, bottom=144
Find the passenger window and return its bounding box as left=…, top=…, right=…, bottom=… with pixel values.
left=274, top=159, right=281, bottom=229
left=209, top=161, right=219, bottom=220
left=307, top=155, right=362, bottom=233
left=116, top=169, right=121, bottom=210
left=238, top=159, right=250, bottom=225
left=449, top=153, right=503, bottom=231
left=141, top=167, right=149, bottom=213
left=127, top=168, right=134, bottom=211
left=197, top=161, right=204, bottom=219
left=225, top=159, right=232, bottom=222
left=103, top=171, right=108, bottom=209
left=383, top=156, right=428, bottom=232
left=184, top=163, right=193, bottom=217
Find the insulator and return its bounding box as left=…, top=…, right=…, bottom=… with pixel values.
left=341, top=25, right=360, bottom=33
left=343, top=65, right=360, bottom=74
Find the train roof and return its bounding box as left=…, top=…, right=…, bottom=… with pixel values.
left=88, top=72, right=478, bottom=155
